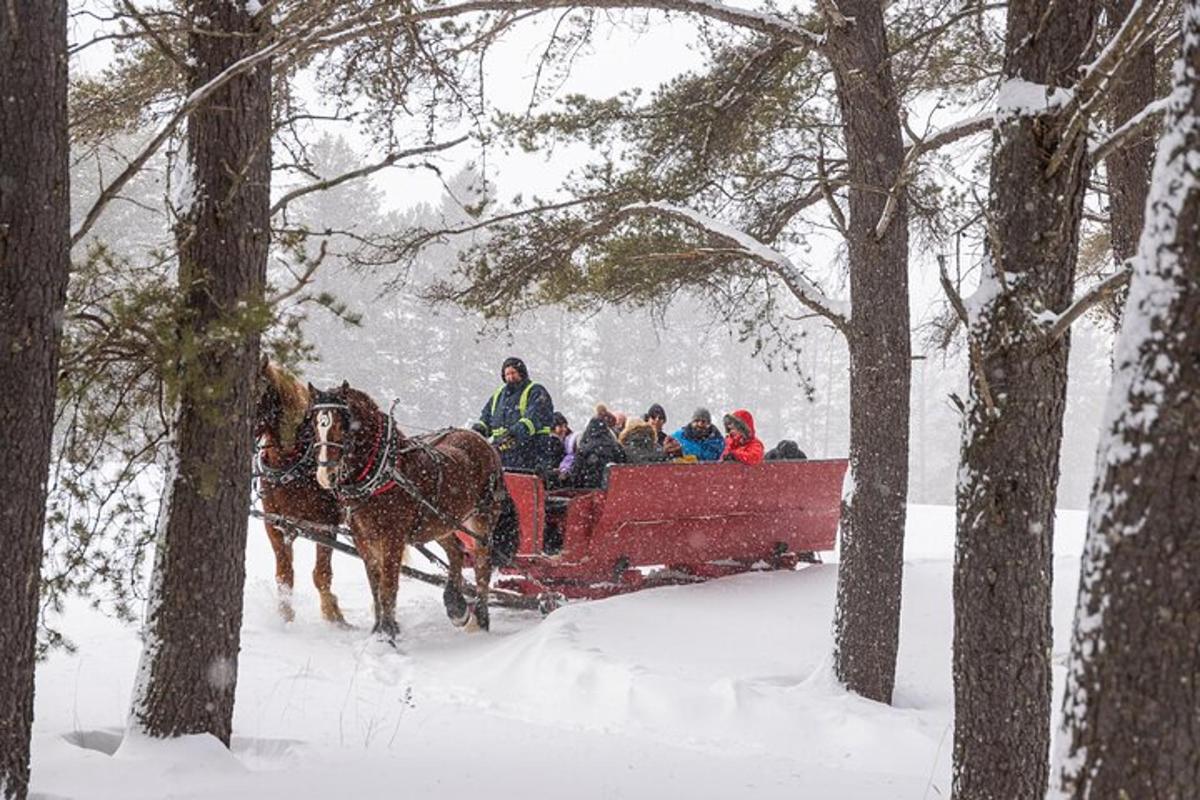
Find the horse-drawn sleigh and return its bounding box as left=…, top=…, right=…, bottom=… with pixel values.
left=253, top=361, right=847, bottom=640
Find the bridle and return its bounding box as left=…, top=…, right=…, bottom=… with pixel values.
left=311, top=399, right=355, bottom=484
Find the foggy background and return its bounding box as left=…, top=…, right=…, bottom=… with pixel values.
left=68, top=7, right=1112, bottom=510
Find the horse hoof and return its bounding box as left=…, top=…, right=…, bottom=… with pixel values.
left=278, top=603, right=295, bottom=624
left=448, top=606, right=471, bottom=628
left=465, top=604, right=489, bottom=633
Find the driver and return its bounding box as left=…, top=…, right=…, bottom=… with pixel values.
left=473, top=357, right=558, bottom=472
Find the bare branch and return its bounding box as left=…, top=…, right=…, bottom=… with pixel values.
left=1044, top=265, right=1132, bottom=340
left=1046, top=0, right=1170, bottom=177
left=1091, top=95, right=1169, bottom=163
left=118, top=0, right=188, bottom=72
left=269, top=135, right=468, bottom=218
left=407, top=0, right=825, bottom=47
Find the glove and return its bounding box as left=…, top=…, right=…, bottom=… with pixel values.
left=472, top=420, right=489, bottom=437
left=490, top=427, right=514, bottom=450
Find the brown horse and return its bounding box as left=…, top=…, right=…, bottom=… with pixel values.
left=254, top=359, right=345, bottom=624
left=308, top=381, right=501, bottom=641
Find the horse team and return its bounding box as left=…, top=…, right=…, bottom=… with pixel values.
left=254, top=359, right=508, bottom=643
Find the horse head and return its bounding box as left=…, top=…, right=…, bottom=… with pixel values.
left=308, top=380, right=381, bottom=490
left=256, top=357, right=309, bottom=450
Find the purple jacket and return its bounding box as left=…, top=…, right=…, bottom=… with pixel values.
left=558, top=431, right=578, bottom=476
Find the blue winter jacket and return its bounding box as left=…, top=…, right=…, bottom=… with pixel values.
left=476, top=379, right=556, bottom=470
left=671, top=423, right=725, bottom=461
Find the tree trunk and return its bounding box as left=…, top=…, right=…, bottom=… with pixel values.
left=826, top=0, right=912, bottom=705
left=1056, top=4, right=1200, bottom=795
left=129, top=0, right=272, bottom=745
left=952, top=2, right=1098, bottom=798
left=0, top=4, right=70, bottom=798
left=1103, top=0, right=1158, bottom=326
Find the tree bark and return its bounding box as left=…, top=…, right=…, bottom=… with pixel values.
left=0, top=3, right=70, bottom=798
left=1103, top=0, right=1158, bottom=326
left=1056, top=4, right=1200, bottom=795
left=129, top=0, right=272, bottom=745
left=952, top=2, right=1098, bottom=798
left=827, top=0, right=912, bottom=705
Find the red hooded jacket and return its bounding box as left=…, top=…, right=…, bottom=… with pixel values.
left=720, top=409, right=764, bottom=465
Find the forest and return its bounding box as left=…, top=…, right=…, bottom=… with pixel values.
left=1, top=1, right=1197, bottom=798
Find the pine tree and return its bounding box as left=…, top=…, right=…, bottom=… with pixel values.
left=129, top=0, right=273, bottom=745
left=1056, top=3, right=1200, bottom=793
left=952, top=2, right=1100, bottom=796
left=0, top=3, right=70, bottom=797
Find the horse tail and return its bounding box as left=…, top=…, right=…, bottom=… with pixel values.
left=489, top=482, right=518, bottom=568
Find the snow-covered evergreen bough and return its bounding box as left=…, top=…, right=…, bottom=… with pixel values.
left=1055, top=3, right=1200, bottom=796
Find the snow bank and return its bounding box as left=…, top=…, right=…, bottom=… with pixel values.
left=31, top=505, right=1089, bottom=799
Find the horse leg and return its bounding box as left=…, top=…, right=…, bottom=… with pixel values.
left=357, top=537, right=387, bottom=636
left=373, top=539, right=403, bottom=643
left=459, top=512, right=494, bottom=632
left=440, top=536, right=470, bottom=627
left=472, top=539, right=492, bottom=633
left=313, top=543, right=346, bottom=625
left=266, top=522, right=296, bottom=622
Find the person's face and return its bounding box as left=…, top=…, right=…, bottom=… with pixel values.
left=503, top=366, right=522, bottom=385
left=553, top=423, right=569, bottom=439
left=649, top=415, right=664, bottom=432
left=691, top=418, right=710, bottom=433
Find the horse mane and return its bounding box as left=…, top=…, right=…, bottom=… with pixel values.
left=264, top=360, right=310, bottom=449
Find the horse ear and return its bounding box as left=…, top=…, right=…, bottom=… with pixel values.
left=341, top=380, right=350, bottom=392
left=307, top=382, right=317, bottom=397
left=260, top=353, right=270, bottom=372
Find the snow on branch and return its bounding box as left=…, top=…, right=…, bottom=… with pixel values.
left=407, top=0, right=825, bottom=47
left=1042, top=266, right=1134, bottom=341
left=615, top=201, right=851, bottom=331
left=1091, top=96, right=1170, bottom=163
left=1046, top=0, right=1172, bottom=176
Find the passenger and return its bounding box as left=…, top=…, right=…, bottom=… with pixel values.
left=619, top=418, right=669, bottom=464
left=765, top=440, right=807, bottom=461
left=721, top=409, right=765, bottom=465
left=569, top=412, right=627, bottom=488
left=645, top=403, right=682, bottom=458
left=670, top=408, right=725, bottom=462
left=472, top=357, right=557, bottom=471
left=544, top=412, right=568, bottom=477
left=611, top=410, right=628, bottom=435
left=593, top=403, right=618, bottom=431
left=554, top=413, right=578, bottom=478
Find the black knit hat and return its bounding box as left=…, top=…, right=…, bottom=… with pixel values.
left=501, top=357, right=529, bottom=381
left=552, top=412, right=569, bottom=428
left=691, top=407, right=712, bottom=424
left=645, top=403, right=666, bottom=422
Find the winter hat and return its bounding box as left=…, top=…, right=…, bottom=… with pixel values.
left=552, top=412, right=569, bottom=428
left=501, top=357, right=529, bottom=381
left=691, top=407, right=712, bottom=424
left=594, top=403, right=617, bottom=430
left=767, top=440, right=806, bottom=461
left=644, top=403, right=667, bottom=423
left=619, top=418, right=655, bottom=446
left=723, top=410, right=755, bottom=439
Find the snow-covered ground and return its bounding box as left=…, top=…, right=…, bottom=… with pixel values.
left=31, top=505, right=1088, bottom=799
